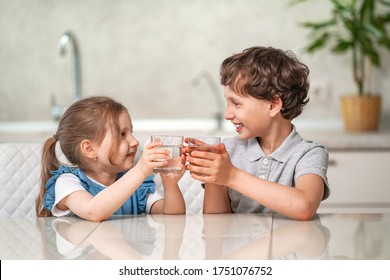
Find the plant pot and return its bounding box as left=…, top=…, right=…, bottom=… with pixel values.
left=340, top=95, right=381, bottom=132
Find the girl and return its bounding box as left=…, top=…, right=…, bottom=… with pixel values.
left=36, top=96, right=186, bottom=221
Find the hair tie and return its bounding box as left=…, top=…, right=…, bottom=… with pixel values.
left=53, top=134, right=59, bottom=141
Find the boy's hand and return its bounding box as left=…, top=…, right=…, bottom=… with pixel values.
left=186, top=143, right=236, bottom=186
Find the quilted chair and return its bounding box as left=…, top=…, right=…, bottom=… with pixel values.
left=0, top=143, right=42, bottom=218
left=0, top=142, right=204, bottom=219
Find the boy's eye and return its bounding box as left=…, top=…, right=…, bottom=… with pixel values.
left=121, top=132, right=126, bottom=138
left=229, top=98, right=240, bottom=106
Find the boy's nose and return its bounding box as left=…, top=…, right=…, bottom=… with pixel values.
left=224, top=108, right=233, bottom=120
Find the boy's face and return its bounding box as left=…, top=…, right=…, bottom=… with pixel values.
left=224, top=86, right=273, bottom=140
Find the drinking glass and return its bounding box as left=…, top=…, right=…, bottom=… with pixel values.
left=187, top=136, right=221, bottom=153
left=187, top=136, right=221, bottom=179
left=151, top=135, right=183, bottom=174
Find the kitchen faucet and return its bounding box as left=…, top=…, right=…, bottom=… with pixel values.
left=51, top=31, right=81, bottom=120
left=59, top=31, right=81, bottom=102
left=192, top=71, right=225, bottom=130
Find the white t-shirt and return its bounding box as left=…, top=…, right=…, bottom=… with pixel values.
left=51, top=173, right=164, bottom=217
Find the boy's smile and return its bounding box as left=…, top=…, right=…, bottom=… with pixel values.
left=233, top=122, right=244, bottom=133
left=224, top=86, right=272, bottom=140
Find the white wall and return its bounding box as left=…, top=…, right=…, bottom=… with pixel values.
left=1, top=0, right=389, bottom=127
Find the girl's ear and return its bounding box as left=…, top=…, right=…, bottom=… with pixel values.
left=269, top=95, right=283, bottom=117
left=80, top=139, right=97, bottom=160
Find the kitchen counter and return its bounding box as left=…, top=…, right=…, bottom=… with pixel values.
left=290, top=118, right=390, bottom=150
left=1, top=119, right=390, bottom=150
left=299, top=129, right=390, bottom=150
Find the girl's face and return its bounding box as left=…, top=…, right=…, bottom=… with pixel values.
left=96, top=111, right=139, bottom=173
left=224, top=86, right=273, bottom=140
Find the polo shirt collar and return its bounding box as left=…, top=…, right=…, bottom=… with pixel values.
left=247, top=138, right=264, bottom=162
left=247, top=125, right=301, bottom=163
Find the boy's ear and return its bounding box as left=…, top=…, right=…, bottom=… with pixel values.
left=269, top=96, right=283, bottom=117
left=80, top=139, right=97, bottom=160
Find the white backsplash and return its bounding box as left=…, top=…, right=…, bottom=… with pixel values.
left=0, top=0, right=389, bottom=124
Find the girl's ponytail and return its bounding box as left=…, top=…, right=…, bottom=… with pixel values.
left=36, top=135, right=61, bottom=217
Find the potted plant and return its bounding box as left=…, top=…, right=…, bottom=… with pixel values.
left=290, top=0, right=390, bottom=131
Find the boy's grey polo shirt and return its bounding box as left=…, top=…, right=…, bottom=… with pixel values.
left=223, top=125, right=330, bottom=213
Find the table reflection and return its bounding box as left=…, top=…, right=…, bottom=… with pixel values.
left=40, top=216, right=155, bottom=260
left=271, top=214, right=330, bottom=260
left=37, top=217, right=101, bottom=259
left=2, top=213, right=389, bottom=260
left=202, top=213, right=273, bottom=259
left=202, top=214, right=330, bottom=260
left=43, top=213, right=330, bottom=260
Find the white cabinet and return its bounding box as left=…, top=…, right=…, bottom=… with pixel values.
left=319, top=150, right=390, bottom=212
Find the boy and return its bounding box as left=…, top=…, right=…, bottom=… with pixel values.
left=186, top=46, right=329, bottom=221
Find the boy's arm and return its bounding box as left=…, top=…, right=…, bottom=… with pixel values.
left=187, top=145, right=325, bottom=220
left=228, top=170, right=324, bottom=221
left=203, top=183, right=232, bottom=213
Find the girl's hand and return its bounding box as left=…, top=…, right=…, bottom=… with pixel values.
left=160, top=147, right=186, bottom=184
left=186, top=143, right=237, bottom=186
left=135, top=141, right=170, bottom=177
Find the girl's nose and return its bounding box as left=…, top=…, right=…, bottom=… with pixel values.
left=128, top=135, right=139, bottom=147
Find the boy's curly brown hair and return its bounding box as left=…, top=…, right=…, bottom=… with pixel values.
left=220, top=46, right=310, bottom=120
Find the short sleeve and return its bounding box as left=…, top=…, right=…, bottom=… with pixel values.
left=51, top=173, right=86, bottom=216
left=135, top=175, right=157, bottom=214
left=145, top=174, right=164, bottom=213
left=295, top=146, right=330, bottom=200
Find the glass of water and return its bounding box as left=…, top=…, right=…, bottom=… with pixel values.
left=187, top=136, right=221, bottom=153
left=150, top=135, right=183, bottom=174
left=187, top=136, right=221, bottom=179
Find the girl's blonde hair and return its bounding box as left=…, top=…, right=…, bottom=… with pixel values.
left=36, top=96, right=128, bottom=217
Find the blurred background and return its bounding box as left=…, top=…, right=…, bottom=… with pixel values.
left=1, top=0, right=390, bottom=215
left=1, top=0, right=389, bottom=127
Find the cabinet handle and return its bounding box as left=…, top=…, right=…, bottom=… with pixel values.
left=328, top=159, right=337, bottom=166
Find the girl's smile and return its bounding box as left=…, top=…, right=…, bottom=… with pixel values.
left=126, top=151, right=136, bottom=158
left=126, top=149, right=137, bottom=159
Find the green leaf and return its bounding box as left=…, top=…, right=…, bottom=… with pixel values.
left=332, top=40, right=353, bottom=52
left=300, top=19, right=336, bottom=30
left=361, top=0, right=375, bottom=24
left=305, top=33, right=331, bottom=52
left=288, top=0, right=309, bottom=5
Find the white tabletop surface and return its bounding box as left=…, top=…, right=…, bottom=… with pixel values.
left=1, top=213, right=389, bottom=260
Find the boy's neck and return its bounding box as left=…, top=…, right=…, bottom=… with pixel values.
left=257, top=121, right=292, bottom=155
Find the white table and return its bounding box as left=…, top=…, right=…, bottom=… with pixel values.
left=1, top=213, right=389, bottom=260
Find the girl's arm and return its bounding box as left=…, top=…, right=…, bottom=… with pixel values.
left=58, top=142, right=170, bottom=222
left=150, top=166, right=186, bottom=215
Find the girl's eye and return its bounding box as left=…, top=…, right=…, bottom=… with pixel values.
left=121, top=132, right=126, bottom=138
